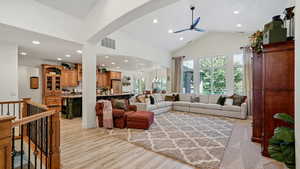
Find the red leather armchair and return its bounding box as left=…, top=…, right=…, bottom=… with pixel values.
left=95, top=102, right=137, bottom=129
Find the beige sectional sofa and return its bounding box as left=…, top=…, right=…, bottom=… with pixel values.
left=131, top=93, right=248, bottom=119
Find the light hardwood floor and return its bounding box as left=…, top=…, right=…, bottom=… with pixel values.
left=61, top=117, right=286, bottom=169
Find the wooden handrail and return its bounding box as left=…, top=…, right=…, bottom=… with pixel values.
left=25, top=100, right=48, bottom=111
left=12, top=110, right=57, bottom=127
left=0, top=100, right=23, bottom=105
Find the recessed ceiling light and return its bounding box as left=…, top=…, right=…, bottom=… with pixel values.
left=105, top=56, right=110, bottom=59
left=153, top=19, right=158, bottom=23
left=76, top=50, right=82, bottom=54
left=180, top=37, right=184, bottom=41
left=233, top=10, right=240, bottom=14
left=236, top=24, right=242, bottom=28
left=32, top=40, right=40, bottom=45
left=168, top=29, right=173, bottom=33
left=111, top=62, right=115, bottom=65
left=65, top=54, right=71, bottom=58
left=124, top=59, right=129, bottom=63
left=20, top=52, right=27, bottom=56
left=57, top=58, right=62, bottom=61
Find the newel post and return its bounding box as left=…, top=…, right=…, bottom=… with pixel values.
left=50, top=112, right=61, bottom=169
left=0, top=116, right=15, bottom=169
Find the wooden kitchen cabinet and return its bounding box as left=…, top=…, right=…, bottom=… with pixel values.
left=42, top=65, right=62, bottom=112
left=76, top=64, right=82, bottom=81
left=62, top=69, right=78, bottom=87
left=97, top=72, right=109, bottom=88
left=109, top=71, right=121, bottom=80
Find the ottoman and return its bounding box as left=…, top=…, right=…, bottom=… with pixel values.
left=126, top=111, right=154, bottom=129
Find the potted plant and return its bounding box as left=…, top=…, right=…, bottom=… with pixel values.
left=268, top=113, right=295, bottom=169
left=250, top=31, right=263, bottom=53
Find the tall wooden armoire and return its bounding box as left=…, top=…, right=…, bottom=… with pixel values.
left=252, top=41, right=295, bottom=157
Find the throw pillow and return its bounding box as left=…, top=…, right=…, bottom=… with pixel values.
left=136, top=95, right=146, bottom=103
left=165, top=95, right=175, bottom=101
left=232, top=94, right=247, bottom=106
left=145, top=98, right=151, bottom=104
left=112, top=99, right=127, bottom=110
left=174, top=94, right=180, bottom=101
left=225, top=98, right=233, bottom=105
left=217, top=96, right=226, bottom=106
left=150, top=96, right=155, bottom=104
left=191, top=96, right=200, bottom=103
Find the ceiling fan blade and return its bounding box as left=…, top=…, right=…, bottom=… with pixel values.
left=173, top=28, right=191, bottom=33
left=192, top=17, right=201, bottom=28
left=194, top=28, right=205, bottom=32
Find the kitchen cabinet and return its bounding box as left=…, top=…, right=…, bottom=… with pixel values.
left=42, top=65, right=62, bottom=112
left=76, top=64, right=82, bottom=81
left=62, top=69, right=78, bottom=87
left=97, top=72, right=109, bottom=88
left=109, top=71, right=121, bottom=80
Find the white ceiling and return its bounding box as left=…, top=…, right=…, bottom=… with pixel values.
left=119, top=0, right=289, bottom=51
left=35, top=0, right=99, bottom=19
left=0, top=23, right=155, bottom=71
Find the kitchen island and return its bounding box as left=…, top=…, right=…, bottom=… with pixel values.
left=61, top=93, right=134, bottom=119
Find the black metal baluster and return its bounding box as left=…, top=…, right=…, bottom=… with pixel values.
left=40, top=118, right=43, bottom=169
left=1, top=104, right=3, bottom=115
left=12, top=127, right=15, bottom=169
left=7, top=103, right=9, bottom=115
left=49, top=116, right=52, bottom=169
left=28, top=122, right=31, bottom=169
left=34, top=120, right=37, bottom=169
left=21, top=125, right=24, bottom=169
left=45, top=117, right=48, bottom=169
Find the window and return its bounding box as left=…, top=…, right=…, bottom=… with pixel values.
left=233, top=54, right=245, bottom=94
left=182, top=60, right=194, bottom=93
left=199, top=56, right=227, bottom=94
left=133, top=76, right=145, bottom=94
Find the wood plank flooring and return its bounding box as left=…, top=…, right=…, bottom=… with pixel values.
left=61, top=117, right=286, bottom=169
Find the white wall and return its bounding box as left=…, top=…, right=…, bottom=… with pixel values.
left=18, top=55, right=58, bottom=103
left=97, top=30, right=172, bottom=67
left=295, top=0, right=299, bottom=167
left=0, top=0, right=83, bottom=43
left=173, top=32, right=250, bottom=58
left=0, top=42, right=18, bottom=101
left=172, top=32, right=250, bottom=95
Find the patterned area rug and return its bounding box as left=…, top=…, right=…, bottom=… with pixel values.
left=110, top=112, right=235, bottom=169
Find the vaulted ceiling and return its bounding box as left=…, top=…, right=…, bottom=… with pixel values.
left=119, top=0, right=289, bottom=51
left=35, top=0, right=99, bottom=19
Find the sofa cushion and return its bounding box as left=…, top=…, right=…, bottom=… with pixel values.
left=190, top=102, right=223, bottom=110
left=199, top=95, right=209, bottom=104
left=147, top=104, right=158, bottom=111
left=173, top=101, right=190, bottom=107
left=209, top=95, right=221, bottom=104
left=156, top=102, right=167, bottom=108
left=179, top=94, right=193, bottom=102
left=163, top=101, right=173, bottom=107
left=153, top=94, right=164, bottom=103
left=222, top=105, right=241, bottom=112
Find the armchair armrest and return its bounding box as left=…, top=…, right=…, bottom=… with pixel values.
left=128, top=105, right=137, bottom=112
left=113, top=109, right=125, bottom=118
left=132, top=103, right=147, bottom=111
left=95, top=102, right=103, bottom=116
left=241, top=102, right=248, bottom=119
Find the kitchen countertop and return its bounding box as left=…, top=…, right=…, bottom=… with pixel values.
left=61, top=93, right=134, bottom=99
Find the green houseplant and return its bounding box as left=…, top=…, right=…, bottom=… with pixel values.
left=268, top=113, right=295, bottom=169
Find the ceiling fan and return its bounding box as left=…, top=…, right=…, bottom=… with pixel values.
left=174, top=6, right=205, bottom=33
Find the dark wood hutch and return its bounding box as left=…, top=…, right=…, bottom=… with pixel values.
left=251, top=41, right=295, bottom=157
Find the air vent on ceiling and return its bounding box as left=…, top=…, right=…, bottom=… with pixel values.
left=101, top=37, right=116, bottom=49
